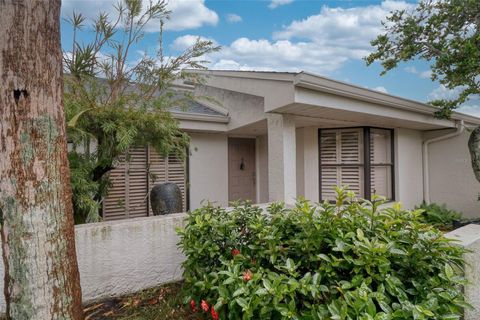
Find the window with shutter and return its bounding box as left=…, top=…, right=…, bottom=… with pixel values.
left=103, top=146, right=187, bottom=221
left=319, top=127, right=394, bottom=201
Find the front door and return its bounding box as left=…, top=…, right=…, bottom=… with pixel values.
left=228, top=138, right=256, bottom=203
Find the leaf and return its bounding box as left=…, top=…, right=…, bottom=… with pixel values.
left=445, top=264, right=454, bottom=280
left=357, top=228, right=365, bottom=241
left=255, top=288, right=268, bottom=296
left=236, top=297, right=249, bottom=310
left=263, top=279, right=273, bottom=292
left=318, top=254, right=331, bottom=262
left=233, top=287, right=246, bottom=297
left=389, top=247, right=407, bottom=255
left=68, top=108, right=95, bottom=128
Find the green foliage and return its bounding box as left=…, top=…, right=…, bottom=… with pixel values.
left=415, top=202, right=462, bottom=230
left=365, top=0, right=480, bottom=118
left=63, top=0, right=220, bottom=223
left=178, top=189, right=468, bottom=319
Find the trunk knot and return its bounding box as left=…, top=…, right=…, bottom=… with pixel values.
left=13, top=89, right=28, bottom=104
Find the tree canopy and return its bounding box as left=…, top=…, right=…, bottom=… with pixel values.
left=366, top=0, right=479, bottom=118
left=64, top=0, right=219, bottom=223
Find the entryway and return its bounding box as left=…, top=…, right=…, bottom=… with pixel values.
left=228, top=138, right=256, bottom=203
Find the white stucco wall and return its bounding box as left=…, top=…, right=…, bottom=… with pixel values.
left=0, top=213, right=187, bottom=313
left=427, top=129, right=480, bottom=218
left=189, top=132, right=229, bottom=209
left=395, top=128, right=424, bottom=209
left=195, top=85, right=266, bottom=131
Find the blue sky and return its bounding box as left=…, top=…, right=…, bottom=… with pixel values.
left=60, top=0, right=479, bottom=115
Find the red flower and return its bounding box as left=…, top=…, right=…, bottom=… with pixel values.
left=190, top=299, right=198, bottom=312
left=201, top=300, right=209, bottom=312
left=211, top=306, right=219, bottom=320
left=243, top=270, right=253, bottom=282
left=231, top=249, right=240, bottom=257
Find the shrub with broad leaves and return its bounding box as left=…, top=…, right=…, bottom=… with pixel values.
left=177, top=188, right=468, bottom=319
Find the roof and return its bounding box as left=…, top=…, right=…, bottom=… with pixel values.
left=168, top=99, right=224, bottom=116
left=187, top=69, right=480, bottom=126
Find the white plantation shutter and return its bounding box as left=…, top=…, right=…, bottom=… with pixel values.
left=370, top=129, right=393, bottom=199
left=320, top=131, right=338, bottom=200
left=103, top=146, right=187, bottom=221
left=320, top=129, right=364, bottom=200
left=126, top=148, right=149, bottom=218
left=103, top=155, right=128, bottom=220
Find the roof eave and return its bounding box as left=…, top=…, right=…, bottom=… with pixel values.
left=294, top=72, right=480, bottom=126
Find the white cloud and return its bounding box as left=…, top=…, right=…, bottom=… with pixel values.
left=190, top=1, right=414, bottom=75
left=428, top=85, right=480, bottom=117
left=457, top=104, right=480, bottom=117
left=428, top=84, right=467, bottom=101
left=202, top=37, right=352, bottom=74
left=274, top=1, right=412, bottom=53
left=166, top=0, right=218, bottom=31
left=61, top=0, right=218, bottom=32
left=171, top=34, right=217, bottom=51
left=372, top=86, right=388, bottom=93
left=268, top=0, right=294, bottom=9
left=404, top=66, right=432, bottom=79
left=226, top=13, right=242, bottom=23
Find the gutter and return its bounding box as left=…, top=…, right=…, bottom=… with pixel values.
left=171, top=111, right=230, bottom=123
left=422, top=120, right=465, bottom=204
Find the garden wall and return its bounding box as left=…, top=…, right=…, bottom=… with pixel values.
left=0, top=212, right=188, bottom=313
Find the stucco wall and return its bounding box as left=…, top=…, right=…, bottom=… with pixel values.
left=446, top=224, right=480, bottom=319
left=427, top=129, right=480, bottom=218
left=0, top=213, right=187, bottom=313
left=195, top=85, right=266, bottom=131
left=189, top=132, right=229, bottom=209
left=395, top=128, right=424, bottom=209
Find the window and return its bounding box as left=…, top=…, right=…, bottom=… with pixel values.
left=319, top=127, right=394, bottom=201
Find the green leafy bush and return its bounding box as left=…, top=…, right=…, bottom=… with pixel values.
left=415, top=202, right=462, bottom=230
left=178, top=189, right=468, bottom=320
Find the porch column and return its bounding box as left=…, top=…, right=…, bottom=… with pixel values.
left=267, top=114, right=296, bottom=203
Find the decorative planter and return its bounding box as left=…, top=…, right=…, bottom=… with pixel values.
left=150, top=182, right=183, bottom=215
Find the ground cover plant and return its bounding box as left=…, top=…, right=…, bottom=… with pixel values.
left=82, top=282, right=198, bottom=320
left=415, top=202, right=462, bottom=231
left=178, top=189, right=468, bottom=319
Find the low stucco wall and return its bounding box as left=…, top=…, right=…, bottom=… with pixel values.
left=446, top=224, right=480, bottom=320
left=0, top=213, right=187, bottom=313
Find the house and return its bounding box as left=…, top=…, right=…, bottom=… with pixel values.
left=103, top=70, right=480, bottom=220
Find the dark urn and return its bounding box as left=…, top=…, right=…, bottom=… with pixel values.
left=150, top=182, right=183, bottom=215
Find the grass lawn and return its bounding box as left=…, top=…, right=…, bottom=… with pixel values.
left=84, top=282, right=199, bottom=320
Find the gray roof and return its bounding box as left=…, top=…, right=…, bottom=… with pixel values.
left=168, top=99, right=224, bottom=116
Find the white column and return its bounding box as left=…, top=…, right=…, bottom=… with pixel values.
left=303, top=127, right=319, bottom=202
left=267, top=114, right=296, bottom=204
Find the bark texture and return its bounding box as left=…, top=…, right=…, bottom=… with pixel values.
left=0, top=0, right=83, bottom=319
left=468, top=126, right=480, bottom=183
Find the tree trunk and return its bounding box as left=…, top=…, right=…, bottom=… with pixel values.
left=0, top=1, right=83, bottom=319
left=468, top=126, right=480, bottom=183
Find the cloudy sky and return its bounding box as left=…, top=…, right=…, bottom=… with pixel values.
left=60, top=0, right=479, bottom=116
